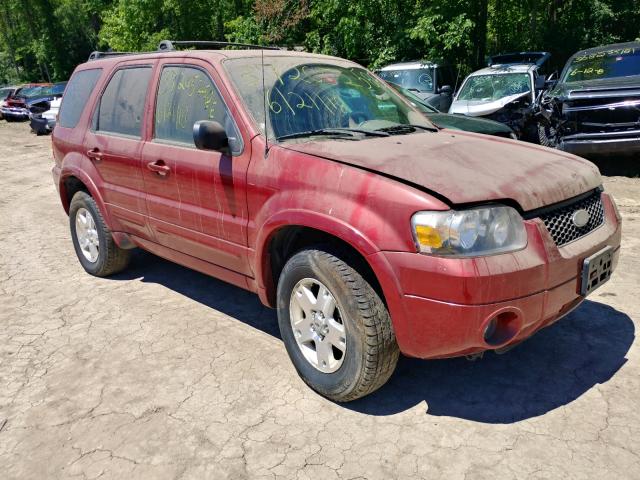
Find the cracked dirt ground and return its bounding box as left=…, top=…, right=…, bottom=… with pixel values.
left=0, top=120, right=639, bottom=480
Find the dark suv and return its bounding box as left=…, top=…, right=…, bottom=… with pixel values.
left=540, top=42, right=640, bottom=155
left=377, top=61, right=456, bottom=111
left=52, top=42, right=620, bottom=401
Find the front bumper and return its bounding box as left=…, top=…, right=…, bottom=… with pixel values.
left=370, top=193, right=622, bottom=359
left=1, top=106, right=29, bottom=120
left=30, top=115, right=54, bottom=134
left=559, top=129, right=640, bottom=156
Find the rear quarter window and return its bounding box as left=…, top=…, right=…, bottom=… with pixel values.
left=58, top=69, right=102, bottom=129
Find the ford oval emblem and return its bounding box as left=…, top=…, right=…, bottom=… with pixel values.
left=572, top=209, right=590, bottom=228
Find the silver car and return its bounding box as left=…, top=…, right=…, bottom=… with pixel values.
left=377, top=61, right=456, bottom=111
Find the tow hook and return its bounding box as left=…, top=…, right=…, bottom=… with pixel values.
left=465, top=352, right=484, bottom=361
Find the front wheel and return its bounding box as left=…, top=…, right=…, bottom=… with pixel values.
left=538, top=121, right=559, bottom=148
left=277, top=248, right=399, bottom=402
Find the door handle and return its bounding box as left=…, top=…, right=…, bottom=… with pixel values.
left=147, top=160, right=171, bottom=177
left=86, top=148, right=103, bottom=161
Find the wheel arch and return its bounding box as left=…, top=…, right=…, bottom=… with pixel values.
left=58, top=167, right=113, bottom=230
left=255, top=211, right=385, bottom=308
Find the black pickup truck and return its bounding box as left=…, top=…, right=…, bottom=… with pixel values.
left=539, top=42, right=640, bottom=156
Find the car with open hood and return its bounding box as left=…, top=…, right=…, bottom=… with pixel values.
left=539, top=41, right=640, bottom=156
left=2, top=82, right=66, bottom=121
left=377, top=60, right=456, bottom=111
left=387, top=81, right=516, bottom=138
left=449, top=52, right=552, bottom=141
left=51, top=41, right=621, bottom=402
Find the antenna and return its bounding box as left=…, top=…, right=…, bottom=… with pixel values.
left=261, top=48, right=270, bottom=157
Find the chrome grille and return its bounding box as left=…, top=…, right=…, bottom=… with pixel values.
left=539, top=190, right=605, bottom=247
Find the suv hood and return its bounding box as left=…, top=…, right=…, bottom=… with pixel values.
left=427, top=112, right=513, bottom=136
left=551, top=75, right=640, bottom=101
left=281, top=131, right=601, bottom=212
left=449, top=91, right=530, bottom=116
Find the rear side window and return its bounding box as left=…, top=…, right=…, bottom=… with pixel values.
left=58, top=69, right=102, bottom=128
left=96, top=67, right=152, bottom=137
left=154, top=66, right=242, bottom=153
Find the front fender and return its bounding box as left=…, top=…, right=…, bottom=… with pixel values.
left=253, top=209, right=380, bottom=304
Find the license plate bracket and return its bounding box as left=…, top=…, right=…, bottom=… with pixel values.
left=580, top=246, right=613, bottom=296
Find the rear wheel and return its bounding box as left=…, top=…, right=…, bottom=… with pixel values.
left=69, top=191, right=131, bottom=276
left=277, top=248, right=399, bottom=402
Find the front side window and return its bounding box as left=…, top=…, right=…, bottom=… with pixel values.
left=154, top=66, right=242, bottom=154
left=96, top=67, right=152, bottom=137
left=563, top=47, right=640, bottom=82
left=225, top=56, right=432, bottom=141
left=457, top=73, right=531, bottom=102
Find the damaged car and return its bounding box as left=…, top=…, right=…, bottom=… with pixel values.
left=1, top=82, right=66, bottom=121
left=0, top=86, right=18, bottom=120
left=449, top=52, right=552, bottom=141
left=1, top=83, right=52, bottom=121
left=387, top=82, right=517, bottom=139
left=539, top=41, right=640, bottom=156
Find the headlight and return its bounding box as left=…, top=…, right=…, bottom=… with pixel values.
left=411, top=205, right=527, bottom=256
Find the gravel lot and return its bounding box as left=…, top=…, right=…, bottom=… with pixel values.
left=0, top=120, right=639, bottom=479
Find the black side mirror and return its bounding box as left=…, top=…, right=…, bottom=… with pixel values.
left=534, top=75, right=547, bottom=90
left=439, top=85, right=452, bottom=95
left=193, top=120, right=229, bottom=154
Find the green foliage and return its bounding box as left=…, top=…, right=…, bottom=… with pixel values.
left=0, top=0, right=639, bottom=84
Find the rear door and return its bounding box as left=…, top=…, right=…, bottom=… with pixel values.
left=141, top=59, right=252, bottom=275
left=84, top=61, right=155, bottom=239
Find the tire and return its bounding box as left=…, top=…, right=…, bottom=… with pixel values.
left=277, top=248, right=399, bottom=402
left=538, top=122, right=558, bottom=148
left=69, top=191, right=131, bottom=277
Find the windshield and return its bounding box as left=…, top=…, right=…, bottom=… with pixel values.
left=457, top=73, right=531, bottom=101
left=52, top=83, right=67, bottom=95
left=224, top=56, right=433, bottom=140
left=18, top=86, right=51, bottom=98
left=377, top=68, right=435, bottom=92
left=563, top=46, right=640, bottom=82
left=0, top=88, right=14, bottom=99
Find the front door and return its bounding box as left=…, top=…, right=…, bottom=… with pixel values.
left=83, top=62, right=155, bottom=239
left=141, top=60, right=252, bottom=276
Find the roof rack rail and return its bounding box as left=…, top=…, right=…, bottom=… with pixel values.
left=158, top=40, right=282, bottom=51
left=88, top=51, right=142, bottom=61
left=87, top=39, right=283, bottom=62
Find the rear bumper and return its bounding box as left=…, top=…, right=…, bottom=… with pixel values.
left=560, top=130, right=640, bottom=156
left=370, top=193, right=622, bottom=359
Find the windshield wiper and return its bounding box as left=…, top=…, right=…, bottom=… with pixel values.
left=374, top=124, right=439, bottom=135
left=276, top=128, right=390, bottom=141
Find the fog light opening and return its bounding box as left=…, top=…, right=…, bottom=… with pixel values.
left=483, top=311, right=521, bottom=347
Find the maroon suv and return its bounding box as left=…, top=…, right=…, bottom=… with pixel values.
left=52, top=44, right=621, bottom=401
